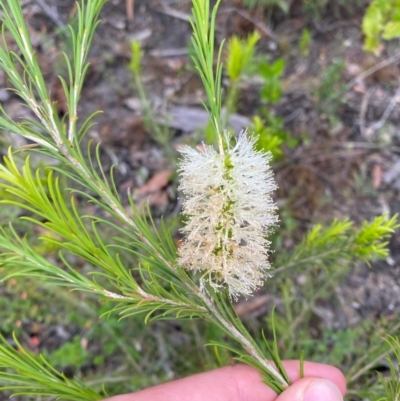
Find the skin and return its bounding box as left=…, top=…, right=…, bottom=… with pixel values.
left=104, top=361, right=346, bottom=401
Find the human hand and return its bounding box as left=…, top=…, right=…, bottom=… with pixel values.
left=104, top=360, right=346, bottom=401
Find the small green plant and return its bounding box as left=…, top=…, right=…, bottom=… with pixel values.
left=299, top=28, right=311, bottom=57
left=362, top=0, right=400, bottom=54
left=317, top=60, right=345, bottom=101
left=250, top=112, right=296, bottom=161
left=224, top=31, right=260, bottom=126
left=315, top=60, right=345, bottom=124
left=226, top=32, right=260, bottom=83
left=250, top=115, right=284, bottom=160
left=258, top=58, right=285, bottom=104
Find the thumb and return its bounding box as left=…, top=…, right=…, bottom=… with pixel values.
left=277, top=378, right=344, bottom=401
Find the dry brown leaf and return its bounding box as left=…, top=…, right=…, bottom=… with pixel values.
left=147, top=190, right=169, bottom=207
left=372, top=164, right=383, bottom=189
left=50, top=78, right=68, bottom=115
left=126, top=0, right=134, bottom=21
left=234, top=294, right=271, bottom=317
left=353, top=84, right=366, bottom=94
left=139, top=170, right=172, bottom=195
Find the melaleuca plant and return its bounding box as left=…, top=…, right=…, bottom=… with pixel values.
left=0, top=0, right=398, bottom=400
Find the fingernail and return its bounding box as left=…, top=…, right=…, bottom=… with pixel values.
left=304, top=379, right=343, bottom=401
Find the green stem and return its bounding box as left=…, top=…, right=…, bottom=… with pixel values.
left=197, top=290, right=289, bottom=391
left=273, top=249, right=343, bottom=275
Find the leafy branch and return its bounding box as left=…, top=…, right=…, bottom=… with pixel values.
left=0, top=334, right=103, bottom=400
left=0, top=150, right=207, bottom=320
left=189, top=0, right=224, bottom=142
left=274, top=215, right=399, bottom=275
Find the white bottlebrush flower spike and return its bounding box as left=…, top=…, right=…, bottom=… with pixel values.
left=178, top=131, right=278, bottom=299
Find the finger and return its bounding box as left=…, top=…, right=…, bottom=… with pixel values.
left=103, top=361, right=346, bottom=401
left=276, top=378, right=343, bottom=401
left=284, top=360, right=347, bottom=395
